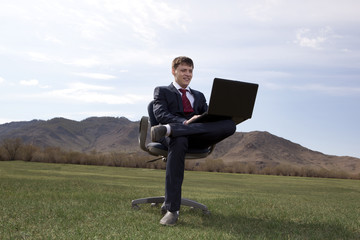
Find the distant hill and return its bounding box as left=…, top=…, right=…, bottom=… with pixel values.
left=0, top=117, right=139, bottom=153
left=0, top=117, right=359, bottom=174
left=213, top=131, right=360, bottom=174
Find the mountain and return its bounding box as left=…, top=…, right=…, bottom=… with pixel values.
left=0, top=117, right=139, bottom=153
left=213, top=131, right=360, bottom=174
left=0, top=117, right=359, bottom=174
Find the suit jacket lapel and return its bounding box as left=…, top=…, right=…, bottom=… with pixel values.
left=168, top=83, right=201, bottom=115
left=168, top=83, right=183, bottom=111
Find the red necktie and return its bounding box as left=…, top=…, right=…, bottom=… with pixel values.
left=179, top=89, right=194, bottom=114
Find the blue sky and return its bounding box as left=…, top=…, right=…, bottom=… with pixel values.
left=0, top=0, right=359, bottom=158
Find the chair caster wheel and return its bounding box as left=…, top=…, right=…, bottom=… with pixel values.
left=132, top=204, right=140, bottom=210
left=203, top=210, right=211, bottom=215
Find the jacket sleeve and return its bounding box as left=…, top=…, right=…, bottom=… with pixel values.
left=153, top=87, right=187, bottom=124
left=195, top=91, right=208, bottom=114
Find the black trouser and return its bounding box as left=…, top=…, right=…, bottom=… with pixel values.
left=161, top=119, right=236, bottom=212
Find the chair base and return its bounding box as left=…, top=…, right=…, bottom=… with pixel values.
left=131, top=196, right=211, bottom=215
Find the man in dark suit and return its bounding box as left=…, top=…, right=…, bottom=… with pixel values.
left=151, top=56, right=236, bottom=226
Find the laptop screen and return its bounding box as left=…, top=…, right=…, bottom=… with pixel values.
left=207, top=78, right=258, bottom=123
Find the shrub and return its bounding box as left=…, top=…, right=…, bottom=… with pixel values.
left=1, top=139, right=358, bottom=180
left=18, top=144, right=39, bottom=162
left=199, top=159, right=225, bottom=172
left=0, top=146, right=7, bottom=161
left=1, top=138, right=23, bottom=160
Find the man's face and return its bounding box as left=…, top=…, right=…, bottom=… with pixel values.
left=172, top=63, right=193, bottom=88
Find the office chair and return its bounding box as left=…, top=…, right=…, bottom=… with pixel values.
left=131, top=101, right=215, bottom=214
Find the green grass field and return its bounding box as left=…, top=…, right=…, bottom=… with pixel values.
left=1, top=161, right=359, bottom=239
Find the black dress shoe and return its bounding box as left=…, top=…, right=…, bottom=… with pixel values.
left=151, top=125, right=167, bottom=142
left=160, top=211, right=179, bottom=226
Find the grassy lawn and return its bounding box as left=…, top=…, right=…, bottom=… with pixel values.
left=0, top=161, right=359, bottom=239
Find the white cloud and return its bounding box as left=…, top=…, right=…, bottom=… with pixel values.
left=244, top=0, right=280, bottom=22
left=68, top=82, right=113, bottom=91
left=0, top=77, right=4, bottom=84
left=100, top=0, right=187, bottom=43
left=294, top=27, right=334, bottom=49
left=51, top=89, right=148, bottom=105
left=26, top=51, right=103, bottom=68
left=63, top=57, right=102, bottom=67
left=264, top=82, right=360, bottom=96
left=0, top=118, right=16, bottom=124
left=44, top=35, right=63, bottom=45
left=239, top=1, right=360, bottom=24
left=46, top=82, right=150, bottom=104
left=74, top=72, right=117, bottom=80
left=20, top=79, right=39, bottom=86
left=1, top=0, right=189, bottom=70
left=293, top=84, right=360, bottom=96
left=27, top=52, right=52, bottom=62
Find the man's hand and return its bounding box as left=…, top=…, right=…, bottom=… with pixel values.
left=184, top=115, right=201, bottom=125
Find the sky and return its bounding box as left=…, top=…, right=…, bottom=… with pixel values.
left=0, top=0, right=359, bottom=158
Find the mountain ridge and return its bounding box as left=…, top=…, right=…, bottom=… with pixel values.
left=0, top=117, right=359, bottom=174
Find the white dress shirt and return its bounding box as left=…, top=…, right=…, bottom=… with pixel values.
left=172, top=81, right=195, bottom=107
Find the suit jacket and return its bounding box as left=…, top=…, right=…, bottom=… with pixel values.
left=153, top=83, right=208, bottom=124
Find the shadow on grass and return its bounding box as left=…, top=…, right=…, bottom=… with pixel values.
left=189, top=210, right=360, bottom=240
left=133, top=201, right=359, bottom=239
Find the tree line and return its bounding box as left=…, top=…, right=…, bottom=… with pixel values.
left=1, top=138, right=359, bottom=180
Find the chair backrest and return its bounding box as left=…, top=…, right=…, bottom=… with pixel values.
left=147, top=100, right=159, bottom=127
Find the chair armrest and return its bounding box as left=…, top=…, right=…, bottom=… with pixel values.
left=138, top=116, right=150, bottom=153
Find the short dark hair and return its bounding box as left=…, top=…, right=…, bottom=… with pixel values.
left=172, top=56, right=194, bottom=70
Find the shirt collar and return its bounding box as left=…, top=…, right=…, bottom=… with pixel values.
left=172, top=81, right=191, bottom=93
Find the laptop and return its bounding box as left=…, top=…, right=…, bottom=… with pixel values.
left=189, top=78, right=258, bottom=124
